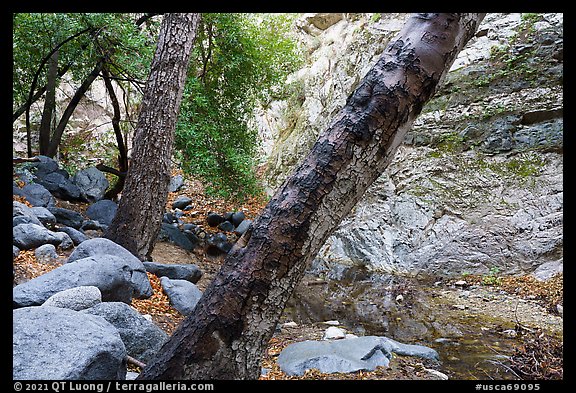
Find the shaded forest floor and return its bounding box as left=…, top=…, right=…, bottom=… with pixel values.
left=13, top=171, right=563, bottom=381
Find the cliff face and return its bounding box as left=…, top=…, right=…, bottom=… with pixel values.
left=256, top=13, right=563, bottom=278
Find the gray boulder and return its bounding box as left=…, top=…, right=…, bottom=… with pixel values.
left=67, top=237, right=153, bottom=299
left=532, top=259, right=563, bottom=281
left=13, top=255, right=139, bottom=307
left=168, top=174, right=184, bottom=192
left=13, top=214, right=42, bottom=227
left=48, top=206, right=84, bottom=229
left=55, top=231, right=74, bottom=249
left=231, top=211, right=245, bottom=227
left=20, top=156, right=80, bottom=201
left=37, top=171, right=82, bottom=201
left=234, top=219, right=252, bottom=236
left=42, top=286, right=102, bottom=311
left=81, top=219, right=107, bottom=231
left=86, top=199, right=118, bottom=226
left=14, top=183, right=55, bottom=207
left=158, top=223, right=196, bottom=251
left=172, top=195, right=192, bottom=209
left=56, top=226, right=89, bottom=245
left=13, top=306, right=126, bottom=380
left=160, top=277, right=202, bottom=316
left=217, top=220, right=234, bottom=232
left=277, top=335, right=439, bottom=376
left=13, top=201, right=42, bottom=226
left=30, top=206, right=57, bottom=226
left=29, top=155, right=59, bottom=176
left=73, top=167, right=109, bottom=202
left=34, top=244, right=59, bottom=264
left=143, top=261, right=202, bottom=283
left=13, top=223, right=64, bottom=249
left=83, top=302, right=168, bottom=364
left=206, top=212, right=225, bottom=227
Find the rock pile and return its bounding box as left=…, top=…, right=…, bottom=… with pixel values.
left=12, top=235, right=203, bottom=380
left=12, top=157, right=210, bottom=379
left=13, top=155, right=252, bottom=259
left=161, top=196, right=253, bottom=256
left=14, top=155, right=109, bottom=204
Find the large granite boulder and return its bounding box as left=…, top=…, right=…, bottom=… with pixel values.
left=67, top=237, right=152, bottom=299
left=73, top=166, right=109, bottom=202
left=159, top=277, right=202, bottom=316
left=13, top=306, right=126, bottom=380
left=83, top=302, right=169, bottom=364
left=13, top=255, right=141, bottom=307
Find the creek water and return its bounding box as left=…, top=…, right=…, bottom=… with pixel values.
left=284, top=270, right=532, bottom=380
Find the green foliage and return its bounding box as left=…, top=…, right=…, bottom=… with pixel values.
left=14, top=13, right=302, bottom=201
left=481, top=267, right=502, bottom=286
left=175, top=13, right=302, bottom=201
left=13, top=13, right=154, bottom=111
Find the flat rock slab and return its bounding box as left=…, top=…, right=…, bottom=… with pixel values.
left=143, top=261, right=202, bottom=283
left=277, top=335, right=439, bottom=376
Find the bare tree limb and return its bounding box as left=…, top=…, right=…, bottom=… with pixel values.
left=135, top=13, right=163, bottom=27
left=13, top=156, right=40, bottom=164
left=126, top=355, right=147, bottom=369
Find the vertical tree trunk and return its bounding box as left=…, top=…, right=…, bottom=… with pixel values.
left=138, top=13, right=486, bottom=380
left=38, top=49, right=59, bottom=156
left=44, top=59, right=103, bottom=158
left=24, top=26, right=95, bottom=157
left=101, top=67, right=129, bottom=200
left=104, top=13, right=200, bottom=260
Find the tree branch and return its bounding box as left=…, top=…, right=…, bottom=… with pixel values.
left=13, top=156, right=40, bottom=164
left=100, top=66, right=129, bottom=199
left=126, top=355, right=147, bottom=369
left=13, top=61, right=74, bottom=122
left=96, top=163, right=127, bottom=178
left=135, top=13, right=163, bottom=27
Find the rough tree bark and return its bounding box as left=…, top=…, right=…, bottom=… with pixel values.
left=38, top=50, right=59, bottom=156
left=104, top=13, right=200, bottom=260
left=138, top=13, right=486, bottom=380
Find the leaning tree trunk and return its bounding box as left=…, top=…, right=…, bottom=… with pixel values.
left=138, top=13, right=486, bottom=380
left=105, top=13, right=200, bottom=260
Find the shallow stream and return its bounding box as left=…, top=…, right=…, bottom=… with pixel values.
left=283, top=270, right=559, bottom=380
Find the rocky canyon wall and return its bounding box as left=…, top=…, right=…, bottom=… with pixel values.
left=255, top=13, right=563, bottom=279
